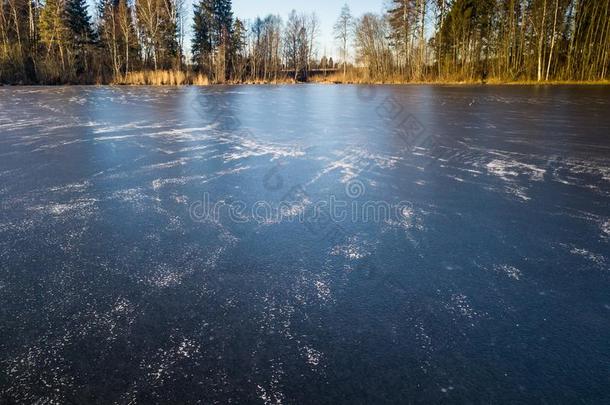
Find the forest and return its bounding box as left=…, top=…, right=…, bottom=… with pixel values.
left=0, top=0, right=608, bottom=84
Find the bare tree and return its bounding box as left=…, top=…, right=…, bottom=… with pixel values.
left=284, top=10, right=307, bottom=80
left=333, top=3, right=353, bottom=81
left=306, top=12, right=319, bottom=75
left=136, top=0, right=162, bottom=70
left=355, top=13, right=393, bottom=80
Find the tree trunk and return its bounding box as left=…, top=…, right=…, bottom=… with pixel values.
left=537, top=0, right=547, bottom=81
left=545, top=0, right=559, bottom=80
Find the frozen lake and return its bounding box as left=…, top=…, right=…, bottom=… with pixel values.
left=1, top=85, right=609, bottom=402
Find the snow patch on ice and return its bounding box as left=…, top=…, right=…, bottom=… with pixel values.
left=331, top=235, right=372, bottom=261
left=445, top=293, right=484, bottom=320
left=493, top=264, right=522, bottom=280
left=302, top=346, right=322, bottom=367
left=486, top=159, right=546, bottom=182
left=569, top=247, right=606, bottom=267
left=29, top=198, right=98, bottom=218
left=48, top=181, right=90, bottom=193
left=224, top=137, right=304, bottom=162
left=601, top=219, right=610, bottom=238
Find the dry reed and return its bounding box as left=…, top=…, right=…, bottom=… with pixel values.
left=114, top=70, right=210, bottom=86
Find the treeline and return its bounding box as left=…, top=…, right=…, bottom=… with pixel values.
left=0, top=0, right=608, bottom=84
left=191, top=4, right=325, bottom=82
left=0, top=0, right=326, bottom=84
left=0, top=0, right=188, bottom=83
left=354, top=0, right=610, bottom=82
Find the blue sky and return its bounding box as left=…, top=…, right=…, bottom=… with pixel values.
left=232, top=0, right=386, bottom=58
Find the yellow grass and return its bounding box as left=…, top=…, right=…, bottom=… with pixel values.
left=237, top=77, right=297, bottom=85
left=113, top=70, right=209, bottom=86
left=108, top=69, right=608, bottom=86
left=310, top=69, right=610, bottom=86
left=112, top=71, right=295, bottom=85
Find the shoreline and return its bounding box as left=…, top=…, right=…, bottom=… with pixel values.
left=2, top=80, right=609, bottom=87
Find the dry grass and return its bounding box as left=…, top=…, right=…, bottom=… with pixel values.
left=238, top=77, right=296, bottom=85
left=113, top=71, right=296, bottom=85
left=192, top=73, right=209, bottom=86
left=311, top=70, right=450, bottom=84
left=483, top=78, right=610, bottom=85
left=311, top=69, right=610, bottom=86
left=114, top=70, right=209, bottom=86
left=310, top=69, right=370, bottom=84
left=102, top=68, right=610, bottom=86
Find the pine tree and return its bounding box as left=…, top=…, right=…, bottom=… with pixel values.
left=159, top=0, right=179, bottom=68
left=64, top=0, right=95, bottom=46
left=231, top=17, right=246, bottom=79
left=192, top=0, right=233, bottom=81
left=192, top=0, right=213, bottom=72
left=212, top=0, right=233, bottom=48
left=387, top=0, right=417, bottom=76
left=213, top=0, right=233, bottom=81
left=64, top=0, right=96, bottom=74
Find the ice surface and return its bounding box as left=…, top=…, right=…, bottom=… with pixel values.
left=1, top=85, right=609, bottom=403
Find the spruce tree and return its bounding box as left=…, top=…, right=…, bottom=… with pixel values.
left=212, top=0, right=233, bottom=81
left=212, top=0, right=233, bottom=48
left=159, top=0, right=179, bottom=68
left=231, top=18, right=246, bottom=54
left=64, top=0, right=96, bottom=74
left=231, top=17, right=246, bottom=79
left=192, top=0, right=213, bottom=72
left=64, top=0, right=96, bottom=47
left=387, top=0, right=417, bottom=74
